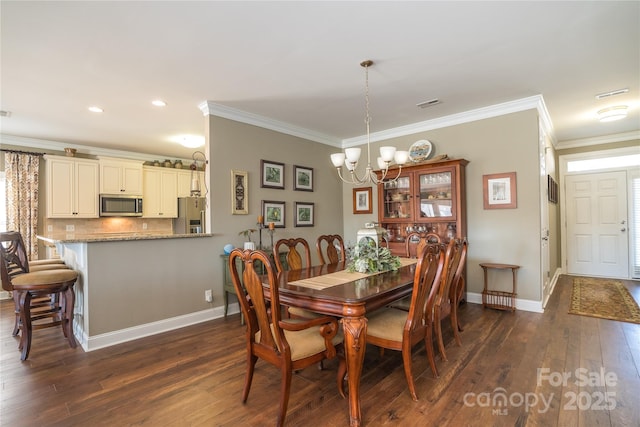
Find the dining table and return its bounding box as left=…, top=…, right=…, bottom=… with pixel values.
left=263, top=258, right=418, bottom=427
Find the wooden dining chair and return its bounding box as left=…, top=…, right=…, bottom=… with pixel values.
left=362, top=243, right=445, bottom=399
left=434, top=238, right=468, bottom=363
left=388, top=233, right=442, bottom=312
left=228, top=248, right=345, bottom=427
left=0, top=231, right=78, bottom=360
left=405, top=231, right=441, bottom=258
left=273, top=238, right=312, bottom=273
left=274, top=237, right=321, bottom=319
left=316, top=234, right=345, bottom=264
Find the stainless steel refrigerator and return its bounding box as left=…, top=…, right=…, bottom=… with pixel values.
left=173, top=197, right=206, bottom=234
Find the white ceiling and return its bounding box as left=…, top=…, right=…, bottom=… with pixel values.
left=1, top=1, right=639, bottom=159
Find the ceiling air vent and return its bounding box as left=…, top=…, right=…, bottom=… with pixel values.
left=416, top=98, right=441, bottom=109
left=595, top=88, right=629, bottom=100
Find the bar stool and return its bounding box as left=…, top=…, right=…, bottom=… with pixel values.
left=0, top=231, right=78, bottom=360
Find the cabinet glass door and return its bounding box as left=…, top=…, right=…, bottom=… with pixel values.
left=382, top=176, right=412, bottom=220
left=418, top=171, right=454, bottom=219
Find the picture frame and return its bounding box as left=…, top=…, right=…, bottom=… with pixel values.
left=353, top=187, right=373, bottom=214
left=294, top=202, right=314, bottom=227
left=261, top=160, right=285, bottom=189
left=547, top=174, right=558, bottom=204
left=483, top=172, right=517, bottom=209
left=294, top=165, right=313, bottom=191
left=230, top=170, right=248, bottom=214
left=262, top=200, right=286, bottom=228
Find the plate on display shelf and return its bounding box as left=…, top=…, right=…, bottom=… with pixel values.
left=408, top=139, right=433, bottom=162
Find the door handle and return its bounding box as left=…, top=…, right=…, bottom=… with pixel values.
left=621, top=228, right=626, bottom=232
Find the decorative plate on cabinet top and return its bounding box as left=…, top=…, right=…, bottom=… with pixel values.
left=409, top=139, right=433, bottom=162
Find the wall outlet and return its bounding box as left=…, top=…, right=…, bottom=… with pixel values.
left=142, top=223, right=148, bottom=230
left=205, top=289, right=213, bottom=303
left=47, top=225, right=53, bottom=232
left=66, top=224, right=75, bottom=232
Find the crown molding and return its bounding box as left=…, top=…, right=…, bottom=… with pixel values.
left=201, top=96, right=555, bottom=149
left=555, top=130, right=640, bottom=150
left=343, top=95, right=553, bottom=147
left=199, top=101, right=342, bottom=147
left=0, top=134, right=191, bottom=163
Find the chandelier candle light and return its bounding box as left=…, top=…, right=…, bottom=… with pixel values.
left=331, top=60, right=409, bottom=185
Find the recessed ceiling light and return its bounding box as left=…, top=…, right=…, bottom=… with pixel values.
left=597, top=105, right=628, bottom=122
left=173, top=135, right=205, bottom=148
left=151, top=100, right=167, bottom=107
left=88, top=106, right=103, bottom=113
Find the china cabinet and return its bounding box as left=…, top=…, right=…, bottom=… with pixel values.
left=45, top=155, right=99, bottom=218
left=377, top=158, right=468, bottom=256
left=99, top=157, right=143, bottom=195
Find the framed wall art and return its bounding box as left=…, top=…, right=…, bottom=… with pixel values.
left=231, top=170, right=248, bottom=214
left=262, top=200, right=286, bottom=228
left=483, top=172, right=517, bottom=209
left=547, top=174, right=558, bottom=204
left=353, top=187, right=373, bottom=214
left=261, top=160, right=285, bottom=189
left=294, top=202, right=314, bottom=227
left=294, top=165, right=313, bottom=191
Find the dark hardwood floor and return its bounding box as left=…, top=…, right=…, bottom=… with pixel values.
left=1, top=275, right=639, bottom=426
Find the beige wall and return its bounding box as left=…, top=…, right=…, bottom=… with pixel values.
left=342, top=110, right=544, bottom=303
left=204, top=115, right=345, bottom=303
left=556, top=139, right=639, bottom=157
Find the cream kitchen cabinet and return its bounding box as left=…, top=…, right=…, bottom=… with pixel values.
left=45, top=155, right=99, bottom=218
left=176, top=169, right=204, bottom=198
left=142, top=167, right=178, bottom=218
left=99, top=158, right=143, bottom=195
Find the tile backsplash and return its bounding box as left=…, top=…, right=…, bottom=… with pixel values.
left=43, top=217, right=173, bottom=235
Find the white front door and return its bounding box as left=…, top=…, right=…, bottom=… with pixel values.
left=566, top=171, right=629, bottom=277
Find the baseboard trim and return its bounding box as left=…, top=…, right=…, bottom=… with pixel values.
left=78, top=303, right=241, bottom=352
left=466, top=292, right=544, bottom=313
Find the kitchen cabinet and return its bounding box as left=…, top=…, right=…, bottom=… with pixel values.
left=176, top=169, right=204, bottom=198
left=377, top=158, right=468, bottom=255
left=45, top=155, right=99, bottom=218
left=99, top=158, right=143, bottom=195
left=142, top=166, right=178, bottom=218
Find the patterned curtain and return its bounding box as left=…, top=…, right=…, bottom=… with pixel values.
left=5, top=152, right=40, bottom=260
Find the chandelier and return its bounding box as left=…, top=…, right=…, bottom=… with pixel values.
left=330, top=60, right=409, bottom=185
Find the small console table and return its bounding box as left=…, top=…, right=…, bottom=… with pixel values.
left=480, top=263, right=519, bottom=312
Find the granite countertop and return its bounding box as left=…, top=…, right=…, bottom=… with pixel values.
left=37, top=232, right=212, bottom=244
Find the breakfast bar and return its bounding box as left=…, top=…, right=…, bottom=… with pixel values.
left=37, top=232, right=216, bottom=351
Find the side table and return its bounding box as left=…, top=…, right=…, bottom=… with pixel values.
left=480, top=263, right=519, bottom=312
left=221, top=254, right=244, bottom=324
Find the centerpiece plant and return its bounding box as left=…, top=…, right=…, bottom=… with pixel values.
left=347, top=239, right=401, bottom=274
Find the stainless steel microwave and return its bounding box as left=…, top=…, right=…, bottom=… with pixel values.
left=99, top=194, right=143, bottom=217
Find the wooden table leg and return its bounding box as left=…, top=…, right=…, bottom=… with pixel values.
left=341, top=315, right=367, bottom=427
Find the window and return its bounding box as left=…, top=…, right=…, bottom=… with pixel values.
left=566, top=154, right=640, bottom=172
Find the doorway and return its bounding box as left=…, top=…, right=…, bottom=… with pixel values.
left=560, top=147, right=639, bottom=279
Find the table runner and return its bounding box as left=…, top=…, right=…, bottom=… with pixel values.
left=289, top=257, right=417, bottom=290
